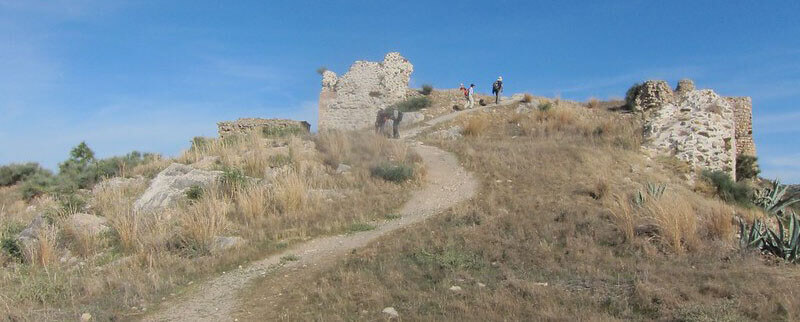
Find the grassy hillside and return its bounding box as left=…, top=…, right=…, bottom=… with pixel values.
left=238, top=99, right=798, bottom=320
left=0, top=131, right=423, bottom=320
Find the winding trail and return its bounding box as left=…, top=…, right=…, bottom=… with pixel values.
left=144, top=97, right=519, bottom=321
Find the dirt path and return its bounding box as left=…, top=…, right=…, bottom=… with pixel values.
left=144, top=140, right=479, bottom=321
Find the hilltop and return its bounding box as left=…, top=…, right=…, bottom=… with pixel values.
left=0, top=53, right=798, bottom=321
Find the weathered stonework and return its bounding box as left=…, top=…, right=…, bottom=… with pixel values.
left=644, top=89, right=737, bottom=178
left=318, top=52, right=414, bottom=131
left=631, top=80, right=674, bottom=112
left=675, top=79, right=696, bottom=98
left=726, top=96, right=756, bottom=156
left=217, top=118, right=310, bottom=138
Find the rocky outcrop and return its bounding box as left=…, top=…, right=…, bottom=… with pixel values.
left=217, top=118, right=310, bottom=138
left=318, top=52, right=414, bottom=131
left=134, top=163, right=222, bottom=213
left=17, top=214, right=48, bottom=244
left=67, top=213, right=110, bottom=236
left=644, top=89, right=737, bottom=178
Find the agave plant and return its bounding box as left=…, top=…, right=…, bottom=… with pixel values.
left=645, top=182, right=666, bottom=199
left=753, top=179, right=800, bottom=217
left=739, top=210, right=800, bottom=263
left=633, top=190, right=646, bottom=207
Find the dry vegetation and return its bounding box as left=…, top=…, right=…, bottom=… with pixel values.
left=238, top=100, right=799, bottom=321
left=0, top=130, right=423, bottom=320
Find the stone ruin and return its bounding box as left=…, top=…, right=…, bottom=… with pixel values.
left=632, top=79, right=756, bottom=180
left=318, top=52, right=414, bottom=131
left=217, top=118, right=311, bottom=138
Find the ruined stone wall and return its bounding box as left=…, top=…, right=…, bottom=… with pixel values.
left=217, top=118, right=310, bottom=138
left=643, top=86, right=737, bottom=180
left=318, top=52, right=413, bottom=131
left=632, top=80, right=674, bottom=112
left=726, top=96, right=756, bottom=156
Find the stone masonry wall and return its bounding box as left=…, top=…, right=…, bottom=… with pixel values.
left=217, top=118, right=310, bottom=138
left=726, top=96, right=756, bottom=156
left=318, top=52, right=413, bottom=131
left=644, top=89, right=737, bottom=179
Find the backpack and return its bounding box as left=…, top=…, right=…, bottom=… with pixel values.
left=492, top=81, right=502, bottom=91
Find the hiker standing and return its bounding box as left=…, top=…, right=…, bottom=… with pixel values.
left=375, top=106, right=404, bottom=138
left=492, top=76, right=503, bottom=104
left=466, top=84, right=476, bottom=109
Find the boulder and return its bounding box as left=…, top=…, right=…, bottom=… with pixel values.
left=134, top=163, right=222, bottom=213
left=382, top=307, right=399, bottom=319
left=17, top=214, right=47, bottom=243
left=430, top=126, right=463, bottom=140
left=67, top=213, right=110, bottom=236
left=92, top=176, right=145, bottom=193
left=398, top=112, right=424, bottom=127
left=335, top=163, right=352, bottom=174
left=211, top=236, right=245, bottom=253
left=675, top=78, right=696, bottom=97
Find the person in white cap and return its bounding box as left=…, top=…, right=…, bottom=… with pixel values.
left=492, top=76, right=504, bottom=104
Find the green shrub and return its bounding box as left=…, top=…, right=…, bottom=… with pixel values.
left=0, top=223, right=24, bottom=262
left=262, top=126, right=303, bottom=138
left=0, top=163, right=50, bottom=186
left=19, top=172, right=57, bottom=200
left=420, top=84, right=434, bottom=95
left=371, top=162, right=414, bottom=182
left=537, top=102, right=553, bottom=112
left=702, top=170, right=752, bottom=205
left=736, top=154, right=760, bottom=181
left=185, top=185, right=203, bottom=201
left=220, top=167, right=247, bottom=193
left=393, top=96, right=432, bottom=112
left=625, top=83, right=643, bottom=110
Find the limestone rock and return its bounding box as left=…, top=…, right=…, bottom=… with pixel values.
left=211, top=236, right=245, bottom=253
left=17, top=214, right=47, bottom=243
left=92, top=176, right=145, bottom=193
left=335, top=163, right=352, bottom=174
left=382, top=307, right=399, bottom=319
left=134, top=163, right=222, bottom=213
left=431, top=126, right=463, bottom=140
left=398, top=111, right=424, bottom=127
left=80, top=312, right=92, bottom=321
left=449, top=285, right=462, bottom=292
left=644, top=89, right=737, bottom=179
left=318, top=52, right=413, bottom=131
left=67, top=213, right=110, bottom=236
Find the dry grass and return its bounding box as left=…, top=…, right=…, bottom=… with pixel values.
left=522, top=93, right=533, bottom=103
left=238, top=101, right=800, bottom=321
left=23, top=225, right=59, bottom=267
left=176, top=189, right=231, bottom=253
left=647, top=194, right=699, bottom=254
left=462, top=113, right=490, bottom=136
left=0, top=129, right=424, bottom=320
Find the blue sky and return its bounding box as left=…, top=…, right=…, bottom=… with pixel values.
left=1, top=0, right=798, bottom=182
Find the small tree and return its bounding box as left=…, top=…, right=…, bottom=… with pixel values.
left=420, top=84, right=433, bottom=95
left=624, top=83, right=642, bottom=110
left=736, top=154, right=760, bottom=181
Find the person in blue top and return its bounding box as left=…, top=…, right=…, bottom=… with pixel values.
left=492, top=76, right=503, bottom=104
